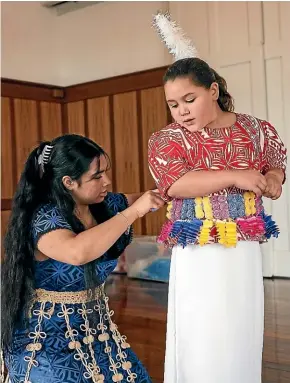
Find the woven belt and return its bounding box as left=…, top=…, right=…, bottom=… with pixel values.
left=34, top=285, right=105, bottom=304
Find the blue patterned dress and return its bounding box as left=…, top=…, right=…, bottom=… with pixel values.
left=5, top=193, right=152, bottom=383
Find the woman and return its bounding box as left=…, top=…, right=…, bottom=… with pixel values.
left=1, top=134, right=164, bottom=383
left=148, top=13, right=287, bottom=383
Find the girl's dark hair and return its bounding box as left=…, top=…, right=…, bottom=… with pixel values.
left=164, top=57, right=234, bottom=112
left=1, top=134, right=119, bottom=350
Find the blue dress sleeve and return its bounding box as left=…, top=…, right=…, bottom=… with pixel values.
left=105, top=192, right=129, bottom=214
left=31, top=204, right=73, bottom=247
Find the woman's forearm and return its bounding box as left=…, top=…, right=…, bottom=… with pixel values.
left=124, top=193, right=143, bottom=206
left=38, top=206, right=139, bottom=266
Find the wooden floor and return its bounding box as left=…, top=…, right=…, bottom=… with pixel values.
left=107, top=275, right=290, bottom=383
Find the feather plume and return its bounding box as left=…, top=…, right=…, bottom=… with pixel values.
left=152, top=12, right=199, bottom=61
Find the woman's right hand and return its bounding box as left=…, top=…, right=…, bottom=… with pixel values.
left=233, top=170, right=267, bottom=196
left=130, top=190, right=165, bottom=218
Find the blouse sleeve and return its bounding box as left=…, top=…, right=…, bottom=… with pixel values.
left=148, top=131, right=191, bottom=201
left=261, top=121, right=287, bottom=181
left=31, top=204, right=73, bottom=247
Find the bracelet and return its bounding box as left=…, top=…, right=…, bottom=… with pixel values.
left=117, top=212, right=131, bottom=235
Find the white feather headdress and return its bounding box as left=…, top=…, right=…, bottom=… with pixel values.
left=152, top=12, right=199, bottom=61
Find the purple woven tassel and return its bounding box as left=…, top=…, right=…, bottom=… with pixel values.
left=174, top=199, right=183, bottom=220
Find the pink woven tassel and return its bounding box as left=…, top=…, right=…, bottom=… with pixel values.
left=237, top=216, right=265, bottom=238
left=157, top=221, right=173, bottom=243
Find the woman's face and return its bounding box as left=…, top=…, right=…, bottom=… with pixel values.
left=164, top=76, right=219, bottom=132
left=66, top=155, right=111, bottom=205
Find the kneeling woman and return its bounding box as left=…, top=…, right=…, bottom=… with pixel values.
left=1, top=134, right=164, bottom=383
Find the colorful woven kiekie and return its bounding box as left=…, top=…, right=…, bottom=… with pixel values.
left=158, top=192, right=280, bottom=248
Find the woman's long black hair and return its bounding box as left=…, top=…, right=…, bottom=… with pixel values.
left=1, top=134, right=121, bottom=351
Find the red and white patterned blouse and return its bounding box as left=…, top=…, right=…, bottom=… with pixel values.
left=148, top=113, right=287, bottom=202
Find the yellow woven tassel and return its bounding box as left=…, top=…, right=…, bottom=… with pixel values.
left=216, top=220, right=227, bottom=246
left=166, top=202, right=173, bottom=219
left=244, top=192, right=256, bottom=216
left=195, top=197, right=204, bottom=219
left=216, top=221, right=237, bottom=247
left=199, top=219, right=213, bottom=246
left=202, top=196, right=213, bottom=220
left=225, top=221, right=237, bottom=247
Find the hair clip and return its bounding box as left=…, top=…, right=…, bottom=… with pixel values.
left=38, top=144, right=53, bottom=174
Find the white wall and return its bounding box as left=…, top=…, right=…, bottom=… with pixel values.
left=1, top=1, right=171, bottom=86
left=263, top=1, right=290, bottom=277
left=59, top=1, right=171, bottom=86
left=1, top=1, right=61, bottom=84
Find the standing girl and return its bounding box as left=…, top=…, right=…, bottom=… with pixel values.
left=148, top=13, right=287, bottom=383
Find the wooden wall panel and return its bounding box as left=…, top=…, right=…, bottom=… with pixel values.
left=67, top=101, right=85, bottom=135
left=113, top=91, right=142, bottom=234
left=1, top=98, right=15, bottom=199
left=1, top=78, right=64, bottom=103
left=40, top=102, right=63, bottom=141
left=14, top=99, right=39, bottom=182
left=87, top=97, right=113, bottom=186
left=87, top=97, right=111, bottom=152
left=1, top=68, right=169, bottom=237
left=65, top=66, right=167, bottom=102
left=113, top=92, right=140, bottom=192
left=140, top=87, right=168, bottom=235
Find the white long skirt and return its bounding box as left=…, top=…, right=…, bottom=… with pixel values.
left=164, top=241, right=264, bottom=383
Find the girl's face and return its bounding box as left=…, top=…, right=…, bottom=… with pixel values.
left=164, top=76, right=219, bottom=132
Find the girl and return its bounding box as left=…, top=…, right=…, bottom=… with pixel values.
left=1, top=134, right=164, bottom=383
left=149, top=13, right=287, bottom=383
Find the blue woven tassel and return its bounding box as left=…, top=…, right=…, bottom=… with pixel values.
left=228, top=194, right=245, bottom=219
left=169, top=221, right=184, bottom=239
left=177, top=199, right=196, bottom=221
left=183, top=220, right=203, bottom=246
left=181, top=200, right=189, bottom=220
left=262, top=213, right=280, bottom=239
left=178, top=229, right=188, bottom=248
left=187, top=199, right=196, bottom=220
left=169, top=219, right=203, bottom=248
